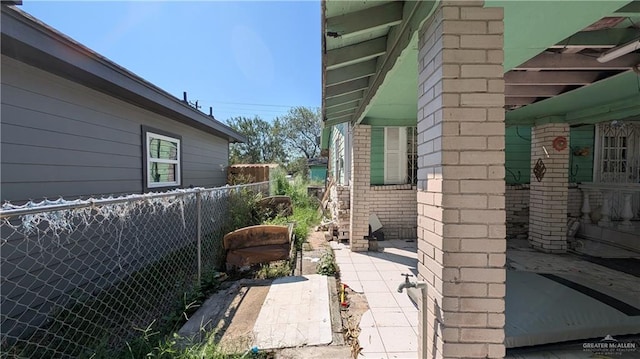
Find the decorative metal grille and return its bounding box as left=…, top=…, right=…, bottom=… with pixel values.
left=597, top=121, right=640, bottom=184
left=0, top=182, right=269, bottom=358
left=595, top=121, right=640, bottom=219
left=407, top=126, right=418, bottom=186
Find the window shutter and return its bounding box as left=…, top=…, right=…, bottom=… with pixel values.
left=384, top=127, right=407, bottom=184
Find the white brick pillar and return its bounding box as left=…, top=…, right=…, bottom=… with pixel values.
left=417, top=2, right=506, bottom=358
left=528, top=122, right=570, bottom=253
left=349, top=124, right=370, bottom=252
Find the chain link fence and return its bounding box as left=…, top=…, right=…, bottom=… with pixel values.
left=1, top=181, right=270, bottom=358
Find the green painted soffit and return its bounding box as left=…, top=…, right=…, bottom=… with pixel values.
left=361, top=33, right=419, bottom=124
left=486, top=0, right=632, bottom=71
left=506, top=71, right=640, bottom=125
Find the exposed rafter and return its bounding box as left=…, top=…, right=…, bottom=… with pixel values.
left=326, top=1, right=403, bottom=39
left=326, top=101, right=359, bottom=116
left=325, top=36, right=387, bottom=70
left=505, top=71, right=604, bottom=85
left=506, top=85, right=568, bottom=97
left=325, top=111, right=357, bottom=127
left=514, top=53, right=640, bottom=70
left=325, top=78, right=369, bottom=98
left=551, top=28, right=640, bottom=49
left=325, top=91, right=364, bottom=108
left=325, top=60, right=377, bottom=87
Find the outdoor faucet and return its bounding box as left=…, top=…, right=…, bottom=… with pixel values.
left=397, top=273, right=427, bottom=293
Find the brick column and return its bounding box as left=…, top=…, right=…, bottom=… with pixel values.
left=417, top=2, right=506, bottom=358
left=528, top=123, right=570, bottom=253
left=349, top=124, right=370, bottom=252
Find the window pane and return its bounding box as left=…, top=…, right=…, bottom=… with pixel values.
left=149, top=138, right=178, bottom=160
left=149, top=162, right=177, bottom=183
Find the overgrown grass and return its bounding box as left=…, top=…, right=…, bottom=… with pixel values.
left=255, top=261, right=292, bottom=279
left=266, top=169, right=322, bottom=249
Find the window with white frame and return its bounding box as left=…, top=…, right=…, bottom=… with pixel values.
left=594, top=121, right=640, bottom=183
left=143, top=127, right=181, bottom=190
left=383, top=126, right=417, bottom=185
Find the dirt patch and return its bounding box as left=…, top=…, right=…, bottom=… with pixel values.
left=337, top=282, right=369, bottom=358
left=217, top=283, right=272, bottom=353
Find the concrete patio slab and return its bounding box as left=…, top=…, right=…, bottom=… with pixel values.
left=253, top=274, right=333, bottom=349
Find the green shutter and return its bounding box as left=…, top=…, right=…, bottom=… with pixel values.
left=370, top=127, right=385, bottom=185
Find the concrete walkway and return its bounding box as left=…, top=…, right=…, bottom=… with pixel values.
left=331, top=240, right=420, bottom=359
left=253, top=274, right=333, bottom=349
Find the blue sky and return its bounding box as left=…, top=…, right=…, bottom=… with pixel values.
left=20, top=1, right=321, bottom=123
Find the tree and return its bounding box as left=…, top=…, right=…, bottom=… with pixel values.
left=227, top=116, right=287, bottom=164
left=279, top=106, right=322, bottom=159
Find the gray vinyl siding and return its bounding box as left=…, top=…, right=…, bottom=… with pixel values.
left=1, top=55, right=229, bottom=203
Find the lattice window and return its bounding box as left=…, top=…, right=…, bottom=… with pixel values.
left=383, top=126, right=417, bottom=185
left=595, top=121, right=640, bottom=183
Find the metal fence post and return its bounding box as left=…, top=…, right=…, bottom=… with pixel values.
left=196, top=189, right=202, bottom=285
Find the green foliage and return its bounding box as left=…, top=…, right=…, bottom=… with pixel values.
left=224, top=188, right=266, bottom=233
left=256, top=261, right=291, bottom=279
left=279, top=106, right=322, bottom=160
left=226, top=116, right=288, bottom=165
left=316, top=251, right=337, bottom=277
left=225, top=107, right=321, bottom=175
left=120, top=329, right=269, bottom=359
left=265, top=170, right=321, bottom=248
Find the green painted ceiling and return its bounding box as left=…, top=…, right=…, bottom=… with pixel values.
left=361, top=0, right=638, bottom=125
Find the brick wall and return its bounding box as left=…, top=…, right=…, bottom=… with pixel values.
left=329, top=185, right=350, bottom=240
left=349, top=125, right=371, bottom=252
left=529, top=123, right=570, bottom=253
left=505, top=184, right=529, bottom=239
left=505, top=184, right=583, bottom=240
left=369, top=185, right=418, bottom=240
left=416, top=2, right=506, bottom=358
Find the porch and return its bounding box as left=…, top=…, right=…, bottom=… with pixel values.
left=332, top=238, right=640, bottom=359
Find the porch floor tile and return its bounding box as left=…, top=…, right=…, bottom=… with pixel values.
left=331, top=240, right=419, bottom=359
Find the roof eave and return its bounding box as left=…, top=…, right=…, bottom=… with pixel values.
left=1, top=5, right=246, bottom=143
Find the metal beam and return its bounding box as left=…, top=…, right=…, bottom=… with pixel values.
left=325, top=91, right=363, bottom=109
left=514, top=53, right=640, bottom=70
left=325, top=78, right=369, bottom=98
left=353, top=0, right=438, bottom=124
left=326, top=60, right=377, bottom=86
left=505, top=85, right=567, bottom=97
left=327, top=2, right=403, bottom=39
left=505, top=71, right=603, bottom=85
left=326, top=36, right=387, bottom=70
left=326, top=101, right=359, bottom=116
